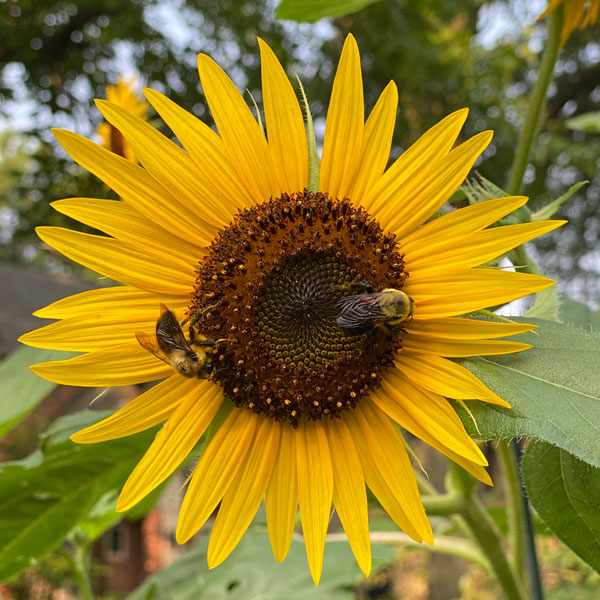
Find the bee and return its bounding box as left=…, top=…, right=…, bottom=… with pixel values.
left=336, top=281, right=415, bottom=336
left=135, top=304, right=226, bottom=378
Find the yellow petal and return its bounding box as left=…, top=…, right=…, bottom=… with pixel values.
left=51, top=198, right=200, bottom=269
left=403, top=336, right=531, bottom=357
left=265, top=422, right=298, bottom=562
left=53, top=129, right=213, bottom=245
left=117, top=382, right=223, bottom=511
left=21, top=300, right=189, bottom=351
left=349, top=81, right=398, bottom=204
left=363, top=108, right=468, bottom=212
left=382, top=131, right=494, bottom=239
left=346, top=403, right=433, bottom=544
left=197, top=53, right=274, bottom=203
left=31, top=341, right=172, bottom=386
left=143, top=88, right=253, bottom=210
left=71, top=375, right=195, bottom=443
left=33, top=286, right=187, bottom=320
left=325, top=418, right=371, bottom=577
left=412, top=278, right=554, bottom=319
left=371, top=386, right=491, bottom=485
left=405, top=267, right=554, bottom=298
left=176, top=408, right=258, bottom=543
left=377, top=371, right=486, bottom=465
left=96, top=99, right=232, bottom=230
left=20, top=315, right=153, bottom=352
left=406, top=220, right=566, bottom=271
left=207, top=418, right=281, bottom=567
left=258, top=38, right=308, bottom=195
left=401, top=196, right=528, bottom=250
left=404, top=317, right=537, bottom=340
left=319, top=34, right=364, bottom=200
left=36, top=227, right=195, bottom=296
left=395, top=351, right=510, bottom=407
left=296, top=419, right=333, bottom=586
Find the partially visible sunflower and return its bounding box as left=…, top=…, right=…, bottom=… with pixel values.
left=21, top=35, right=564, bottom=584
left=96, top=75, right=149, bottom=161
left=538, top=0, right=599, bottom=46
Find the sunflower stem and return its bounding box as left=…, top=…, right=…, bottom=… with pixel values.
left=498, top=439, right=526, bottom=580
left=324, top=532, right=489, bottom=570
left=422, top=492, right=467, bottom=515
left=447, top=462, right=528, bottom=600
left=61, top=540, right=94, bottom=600
left=506, top=7, right=562, bottom=196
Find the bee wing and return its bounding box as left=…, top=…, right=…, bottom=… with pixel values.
left=336, top=293, right=387, bottom=334
left=155, top=307, right=197, bottom=360
left=135, top=330, right=171, bottom=365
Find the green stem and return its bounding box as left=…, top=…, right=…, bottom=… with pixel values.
left=462, top=495, right=528, bottom=600
left=506, top=8, right=562, bottom=196
left=513, top=441, right=545, bottom=600
left=498, top=439, right=526, bottom=579
left=447, top=462, right=527, bottom=600
left=62, top=542, right=93, bottom=600
left=323, top=532, right=489, bottom=570
left=422, top=492, right=467, bottom=516
left=510, top=244, right=537, bottom=275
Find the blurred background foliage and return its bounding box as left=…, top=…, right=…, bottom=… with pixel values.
left=0, top=0, right=599, bottom=306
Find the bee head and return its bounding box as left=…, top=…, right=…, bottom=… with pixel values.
left=380, top=289, right=414, bottom=321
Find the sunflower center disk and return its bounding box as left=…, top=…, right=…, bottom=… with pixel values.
left=190, top=191, right=408, bottom=425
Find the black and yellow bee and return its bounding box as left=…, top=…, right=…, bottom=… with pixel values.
left=336, top=282, right=415, bottom=336
left=135, top=304, right=225, bottom=378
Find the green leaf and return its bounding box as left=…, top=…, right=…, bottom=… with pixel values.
left=523, top=442, right=600, bottom=573
left=0, top=346, right=76, bottom=439
left=276, top=0, right=380, bottom=22
left=523, top=286, right=560, bottom=321
left=461, top=173, right=531, bottom=224
left=76, top=490, right=123, bottom=542
left=530, top=181, right=588, bottom=221
left=127, top=526, right=397, bottom=600
left=457, top=318, right=600, bottom=467
left=565, top=111, right=600, bottom=133
left=0, top=415, right=155, bottom=582
left=560, top=298, right=600, bottom=330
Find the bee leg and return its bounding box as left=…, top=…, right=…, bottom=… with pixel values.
left=381, top=322, right=405, bottom=336
left=188, top=304, right=218, bottom=342
left=350, top=280, right=376, bottom=294
left=337, top=280, right=376, bottom=295
left=193, top=337, right=235, bottom=348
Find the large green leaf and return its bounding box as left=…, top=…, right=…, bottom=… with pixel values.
left=276, top=0, right=380, bottom=22
left=560, top=298, right=600, bottom=330
left=458, top=318, right=600, bottom=467
left=523, top=442, right=600, bottom=573
left=127, top=526, right=397, bottom=600
left=0, top=346, right=76, bottom=439
left=0, top=412, right=155, bottom=582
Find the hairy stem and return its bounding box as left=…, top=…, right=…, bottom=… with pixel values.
left=506, top=8, right=562, bottom=195
left=498, top=439, right=526, bottom=579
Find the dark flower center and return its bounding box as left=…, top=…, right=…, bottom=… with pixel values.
left=190, top=191, right=408, bottom=425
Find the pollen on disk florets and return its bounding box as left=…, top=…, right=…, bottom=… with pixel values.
left=189, top=190, right=408, bottom=425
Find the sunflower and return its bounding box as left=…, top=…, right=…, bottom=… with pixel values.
left=538, top=0, right=599, bottom=46
left=96, top=75, right=149, bottom=161
left=21, top=35, right=563, bottom=585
